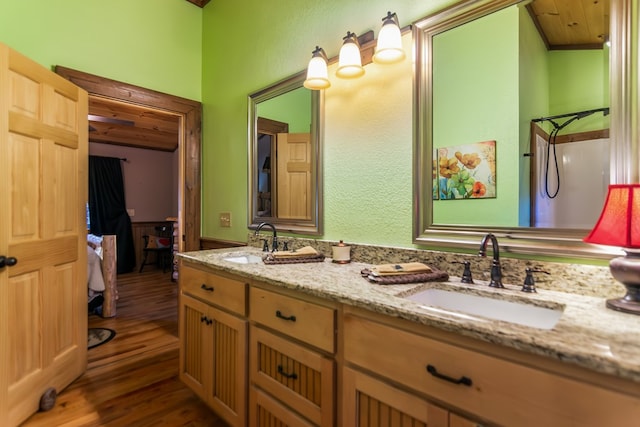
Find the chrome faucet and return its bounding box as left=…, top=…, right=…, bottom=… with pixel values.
left=478, top=233, right=504, bottom=288
left=255, top=222, right=278, bottom=252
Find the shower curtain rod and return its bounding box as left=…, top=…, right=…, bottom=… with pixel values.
left=531, top=107, right=609, bottom=123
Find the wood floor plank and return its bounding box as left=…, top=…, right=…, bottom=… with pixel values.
left=21, top=269, right=228, bottom=427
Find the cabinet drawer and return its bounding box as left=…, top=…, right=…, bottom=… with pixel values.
left=250, top=326, right=334, bottom=427
left=249, top=386, right=315, bottom=427
left=181, top=263, right=247, bottom=316
left=344, top=314, right=640, bottom=427
left=250, top=287, right=335, bottom=353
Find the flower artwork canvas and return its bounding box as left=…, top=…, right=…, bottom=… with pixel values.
left=437, top=140, right=496, bottom=200
left=432, top=149, right=439, bottom=200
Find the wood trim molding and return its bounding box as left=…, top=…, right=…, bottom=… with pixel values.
left=185, top=0, right=211, bottom=7
left=54, top=66, right=202, bottom=253
left=200, top=237, right=246, bottom=250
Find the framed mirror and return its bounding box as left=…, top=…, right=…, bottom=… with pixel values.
left=248, top=72, right=324, bottom=234
left=414, top=0, right=635, bottom=259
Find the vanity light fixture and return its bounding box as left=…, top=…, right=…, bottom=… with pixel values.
left=583, top=184, right=640, bottom=315
left=303, top=46, right=331, bottom=90
left=373, top=11, right=405, bottom=64
left=336, top=31, right=365, bottom=79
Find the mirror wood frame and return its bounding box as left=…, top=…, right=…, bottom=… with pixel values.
left=248, top=72, right=324, bottom=235
left=413, top=0, right=636, bottom=260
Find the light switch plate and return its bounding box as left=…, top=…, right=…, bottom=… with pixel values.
left=220, top=212, right=231, bottom=227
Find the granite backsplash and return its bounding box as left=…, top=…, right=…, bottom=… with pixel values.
left=248, top=233, right=623, bottom=299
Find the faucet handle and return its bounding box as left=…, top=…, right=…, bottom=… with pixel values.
left=261, top=239, right=269, bottom=252
left=522, top=268, right=550, bottom=293
left=282, top=240, right=289, bottom=251
left=452, top=261, right=474, bottom=284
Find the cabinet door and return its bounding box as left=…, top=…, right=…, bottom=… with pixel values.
left=0, top=43, right=88, bottom=427
left=342, top=367, right=449, bottom=427
left=179, top=295, right=211, bottom=400
left=207, top=304, right=248, bottom=427
left=179, top=294, right=248, bottom=427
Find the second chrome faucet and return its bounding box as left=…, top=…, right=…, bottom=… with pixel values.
left=478, top=233, right=504, bottom=288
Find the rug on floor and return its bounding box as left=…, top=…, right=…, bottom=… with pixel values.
left=88, top=328, right=116, bottom=349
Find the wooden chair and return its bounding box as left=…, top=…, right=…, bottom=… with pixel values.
left=139, top=225, right=172, bottom=273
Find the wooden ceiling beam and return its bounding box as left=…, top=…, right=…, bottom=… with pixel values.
left=89, top=122, right=178, bottom=152
left=89, top=97, right=180, bottom=135
left=185, top=0, right=210, bottom=7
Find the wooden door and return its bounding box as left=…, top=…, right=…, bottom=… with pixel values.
left=0, top=43, right=88, bottom=426
left=276, top=132, right=312, bottom=220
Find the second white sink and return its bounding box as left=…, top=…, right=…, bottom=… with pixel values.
left=405, top=288, right=563, bottom=330
left=223, top=254, right=263, bottom=264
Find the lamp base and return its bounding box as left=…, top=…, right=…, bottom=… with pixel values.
left=607, top=252, right=640, bottom=315
left=606, top=297, right=640, bottom=314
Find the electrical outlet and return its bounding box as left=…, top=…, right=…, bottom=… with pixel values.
left=219, top=212, right=231, bottom=227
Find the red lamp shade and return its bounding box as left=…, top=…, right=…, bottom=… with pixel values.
left=583, top=184, right=640, bottom=248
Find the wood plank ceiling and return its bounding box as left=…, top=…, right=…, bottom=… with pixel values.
left=90, top=0, right=607, bottom=152
left=527, top=0, right=610, bottom=50
left=88, top=97, right=180, bottom=152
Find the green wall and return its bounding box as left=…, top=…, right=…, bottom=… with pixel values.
left=519, top=5, right=549, bottom=226
left=258, top=87, right=311, bottom=133
left=432, top=6, right=519, bottom=227
left=0, top=0, right=612, bottom=252
left=201, top=0, right=458, bottom=245
left=548, top=50, right=609, bottom=133
left=0, top=0, right=202, bottom=101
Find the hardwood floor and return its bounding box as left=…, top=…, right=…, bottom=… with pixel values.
left=22, top=269, right=229, bottom=427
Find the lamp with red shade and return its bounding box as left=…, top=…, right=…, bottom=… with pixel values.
left=583, top=184, right=640, bottom=315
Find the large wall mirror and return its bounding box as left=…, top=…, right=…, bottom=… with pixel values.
left=414, top=0, right=635, bottom=259
left=248, top=72, right=324, bottom=234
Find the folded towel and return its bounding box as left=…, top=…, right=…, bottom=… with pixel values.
left=271, top=246, right=319, bottom=259
left=370, top=262, right=432, bottom=276
left=360, top=268, right=449, bottom=285
left=263, top=253, right=325, bottom=264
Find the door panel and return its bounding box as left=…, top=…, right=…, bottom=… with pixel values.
left=277, top=132, right=312, bottom=220
left=1, top=42, right=88, bottom=427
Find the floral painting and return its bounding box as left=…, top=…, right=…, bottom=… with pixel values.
left=437, top=141, right=496, bottom=200
left=432, top=149, right=439, bottom=200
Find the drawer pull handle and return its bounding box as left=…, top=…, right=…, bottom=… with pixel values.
left=426, top=364, right=472, bottom=387
left=200, top=284, right=214, bottom=292
left=277, top=365, right=298, bottom=380
left=200, top=315, right=212, bottom=325
left=275, top=310, right=296, bottom=322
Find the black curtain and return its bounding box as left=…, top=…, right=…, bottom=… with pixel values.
left=89, top=156, right=136, bottom=274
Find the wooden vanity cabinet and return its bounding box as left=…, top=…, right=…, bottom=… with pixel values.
left=248, top=285, right=337, bottom=427
left=343, top=307, right=640, bottom=427
left=178, top=262, right=248, bottom=427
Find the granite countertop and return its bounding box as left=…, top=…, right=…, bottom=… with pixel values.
left=179, top=246, right=640, bottom=384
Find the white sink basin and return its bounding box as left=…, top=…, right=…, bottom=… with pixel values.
left=223, top=254, right=263, bottom=264
left=405, top=288, right=563, bottom=330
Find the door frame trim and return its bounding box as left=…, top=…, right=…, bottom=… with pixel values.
left=55, top=66, right=201, bottom=252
